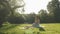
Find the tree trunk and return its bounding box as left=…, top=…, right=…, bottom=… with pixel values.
left=0, top=20, right=3, bottom=27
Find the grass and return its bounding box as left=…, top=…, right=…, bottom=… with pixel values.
left=0, top=23, right=60, bottom=34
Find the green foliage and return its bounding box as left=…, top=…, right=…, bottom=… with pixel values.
left=9, top=0, right=25, bottom=16
left=3, top=22, right=10, bottom=25
left=24, top=13, right=36, bottom=23
left=7, top=14, right=25, bottom=24
left=47, top=0, right=60, bottom=22
left=38, top=9, right=48, bottom=23
left=0, top=0, right=25, bottom=25
left=0, top=0, right=11, bottom=26
left=7, top=0, right=25, bottom=24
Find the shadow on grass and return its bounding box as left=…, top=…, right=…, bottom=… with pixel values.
left=39, top=27, right=45, bottom=31
left=0, top=32, right=5, bottom=34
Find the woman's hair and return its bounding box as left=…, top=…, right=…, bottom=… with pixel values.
left=35, top=15, right=40, bottom=23
left=35, top=15, right=40, bottom=20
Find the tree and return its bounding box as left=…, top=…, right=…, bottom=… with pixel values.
left=7, top=13, right=25, bottom=24
left=0, top=0, right=25, bottom=27
left=24, top=12, right=36, bottom=24
left=47, top=0, right=60, bottom=22
left=0, top=0, right=11, bottom=27
left=38, top=9, right=48, bottom=23
left=9, top=0, right=25, bottom=16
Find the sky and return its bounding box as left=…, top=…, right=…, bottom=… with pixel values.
left=22, top=0, right=52, bottom=14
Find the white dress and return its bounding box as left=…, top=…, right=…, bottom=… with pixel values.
left=32, top=23, right=40, bottom=28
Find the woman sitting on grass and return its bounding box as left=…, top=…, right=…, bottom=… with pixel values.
left=32, top=15, right=45, bottom=31
left=32, top=16, right=40, bottom=28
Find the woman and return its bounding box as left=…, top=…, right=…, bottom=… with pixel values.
left=32, top=16, right=40, bottom=28
left=32, top=15, right=45, bottom=31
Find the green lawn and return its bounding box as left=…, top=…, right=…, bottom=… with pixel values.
left=0, top=23, right=60, bottom=34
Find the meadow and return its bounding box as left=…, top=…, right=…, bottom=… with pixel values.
left=0, top=23, right=60, bottom=34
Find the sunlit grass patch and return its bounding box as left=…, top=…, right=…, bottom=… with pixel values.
left=0, top=23, right=60, bottom=34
